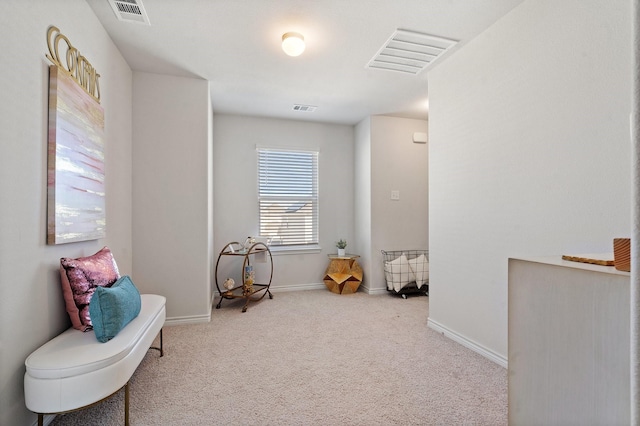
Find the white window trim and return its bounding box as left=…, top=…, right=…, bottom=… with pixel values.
left=269, top=244, right=322, bottom=255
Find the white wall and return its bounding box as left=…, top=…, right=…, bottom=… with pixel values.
left=212, top=114, right=354, bottom=291
left=427, top=0, right=631, bottom=363
left=0, top=1, right=133, bottom=424
left=354, top=117, right=373, bottom=287
left=132, top=72, right=213, bottom=323
left=365, top=116, right=429, bottom=293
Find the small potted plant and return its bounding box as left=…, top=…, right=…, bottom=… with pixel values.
left=336, top=239, right=347, bottom=256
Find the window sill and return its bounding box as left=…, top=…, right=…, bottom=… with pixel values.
left=268, top=245, right=322, bottom=256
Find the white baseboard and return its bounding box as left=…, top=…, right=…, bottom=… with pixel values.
left=368, top=287, right=389, bottom=295
left=271, top=282, right=389, bottom=294
left=427, top=318, right=508, bottom=368
left=165, top=313, right=211, bottom=326
left=213, top=282, right=326, bottom=296
left=359, top=283, right=389, bottom=295
left=269, top=282, right=326, bottom=292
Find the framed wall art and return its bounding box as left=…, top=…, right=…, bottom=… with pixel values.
left=46, top=26, right=104, bottom=245
left=47, top=64, right=105, bottom=244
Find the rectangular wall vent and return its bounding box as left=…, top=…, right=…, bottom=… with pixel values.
left=366, top=29, right=457, bottom=75
left=292, top=104, right=317, bottom=112
left=108, top=0, right=151, bottom=25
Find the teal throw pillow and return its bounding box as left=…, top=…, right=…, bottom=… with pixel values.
left=89, top=275, right=141, bottom=343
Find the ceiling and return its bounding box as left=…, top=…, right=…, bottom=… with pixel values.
left=86, top=0, right=524, bottom=125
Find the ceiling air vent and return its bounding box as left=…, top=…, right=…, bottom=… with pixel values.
left=366, top=29, right=457, bottom=75
left=292, top=104, right=317, bottom=112
left=108, top=0, right=151, bottom=25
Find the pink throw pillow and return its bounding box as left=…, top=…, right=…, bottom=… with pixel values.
left=60, top=247, right=120, bottom=331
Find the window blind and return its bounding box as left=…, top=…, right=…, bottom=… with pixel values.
left=258, top=148, right=318, bottom=246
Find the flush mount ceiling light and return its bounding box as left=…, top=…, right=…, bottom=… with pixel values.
left=282, top=32, right=305, bottom=57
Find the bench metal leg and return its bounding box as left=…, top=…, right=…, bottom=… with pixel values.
left=150, top=328, right=163, bottom=357
left=125, top=381, right=130, bottom=426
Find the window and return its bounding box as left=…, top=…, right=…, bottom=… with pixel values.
left=257, top=147, right=318, bottom=247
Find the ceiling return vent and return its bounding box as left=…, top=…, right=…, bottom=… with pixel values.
left=366, top=29, right=457, bottom=75
left=292, top=104, right=317, bottom=112
left=108, top=0, right=151, bottom=25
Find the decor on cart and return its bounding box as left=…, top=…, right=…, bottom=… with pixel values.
left=223, top=278, right=235, bottom=295
left=243, top=265, right=255, bottom=295
left=243, top=236, right=256, bottom=251
left=336, top=239, right=347, bottom=256
left=46, top=26, right=105, bottom=244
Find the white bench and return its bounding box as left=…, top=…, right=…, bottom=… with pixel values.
left=24, top=294, right=166, bottom=425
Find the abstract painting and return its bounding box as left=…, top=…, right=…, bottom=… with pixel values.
left=47, top=65, right=105, bottom=244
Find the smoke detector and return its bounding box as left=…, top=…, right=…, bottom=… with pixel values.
left=108, top=0, right=151, bottom=25
left=366, top=29, right=457, bottom=75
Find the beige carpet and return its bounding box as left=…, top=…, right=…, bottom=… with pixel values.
left=51, top=290, right=507, bottom=425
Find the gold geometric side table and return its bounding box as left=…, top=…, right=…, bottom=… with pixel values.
left=323, top=254, right=363, bottom=294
